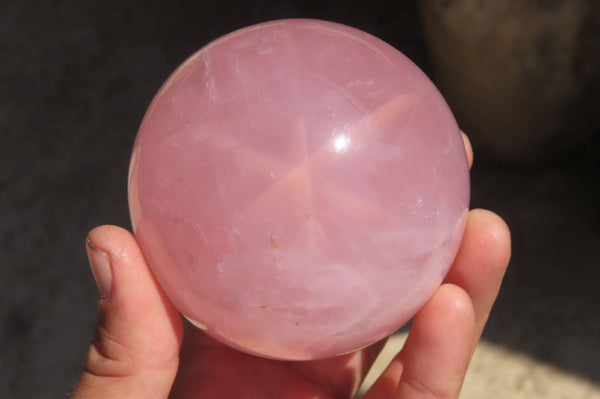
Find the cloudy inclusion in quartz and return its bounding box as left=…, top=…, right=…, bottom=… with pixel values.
left=128, top=19, right=470, bottom=360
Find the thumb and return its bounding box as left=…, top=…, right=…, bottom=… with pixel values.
left=71, top=225, right=183, bottom=399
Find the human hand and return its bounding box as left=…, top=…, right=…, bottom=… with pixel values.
left=71, top=133, right=511, bottom=399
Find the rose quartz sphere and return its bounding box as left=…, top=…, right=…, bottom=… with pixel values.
left=128, top=19, right=469, bottom=360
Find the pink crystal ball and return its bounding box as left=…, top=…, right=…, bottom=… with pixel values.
left=128, top=19, right=469, bottom=360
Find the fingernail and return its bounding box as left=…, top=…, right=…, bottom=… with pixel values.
left=86, top=237, right=112, bottom=298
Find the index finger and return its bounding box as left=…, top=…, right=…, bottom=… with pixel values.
left=462, top=130, right=473, bottom=169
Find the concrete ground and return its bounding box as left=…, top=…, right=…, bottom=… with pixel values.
left=2, top=1, right=599, bottom=398
left=362, top=333, right=600, bottom=398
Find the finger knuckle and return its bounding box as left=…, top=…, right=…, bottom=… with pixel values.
left=83, top=317, right=137, bottom=378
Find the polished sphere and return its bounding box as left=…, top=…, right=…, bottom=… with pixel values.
left=128, top=19, right=469, bottom=360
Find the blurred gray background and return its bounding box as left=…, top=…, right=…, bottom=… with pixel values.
left=2, top=1, right=599, bottom=397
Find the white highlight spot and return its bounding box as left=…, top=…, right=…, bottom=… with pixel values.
left=333, top=134, right=352, bottom=153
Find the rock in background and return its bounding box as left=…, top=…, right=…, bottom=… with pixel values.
left=419, top=0, right=600, bottom=162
